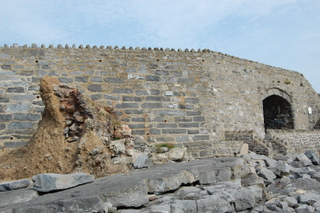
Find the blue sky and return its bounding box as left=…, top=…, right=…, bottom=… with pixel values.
left=0, top=0, right=319, bottom=92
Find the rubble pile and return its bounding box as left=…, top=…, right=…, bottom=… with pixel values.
left=1, top=150, right=320, bottom=212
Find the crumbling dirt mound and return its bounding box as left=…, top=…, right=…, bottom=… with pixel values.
left=0, top=76, right=129, bottom=182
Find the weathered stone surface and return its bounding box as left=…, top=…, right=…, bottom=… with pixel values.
left=305, top=150, right=320, bottom=165
left=32, top=173, right=94, bottom=192
left=0, top=189, right=38, bottom=207
left=168, top=147, right=186, bottom=161
left=133, top=154, right=153, bottom=169
left=257, top=167, right=277, bottom=181
left=0, top=179, right=31, bottom=192
left=54, top=195, right=104, bottom=212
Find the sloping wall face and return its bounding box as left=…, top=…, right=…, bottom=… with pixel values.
left=0, top=46, right=319, bottom=157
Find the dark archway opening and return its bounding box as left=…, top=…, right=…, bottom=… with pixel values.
left=263, top=95, right=294, bottom=130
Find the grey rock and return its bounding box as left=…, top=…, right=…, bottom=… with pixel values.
left=271, top=161, right=290, bottom=177
left=105, top=183, right=149, bottom=208
left=54, top=195, right=104, bottom=213
left=284, top=196, right=298, bottom=207
left=296, top=204, right=315, bottom=213
left=197, top=195, right=233, bottom=213
left=146, top=170, right=196, bottom=194
left=170, top=199, right=197, bottom=213
left=0, top=188, right=38, bottom=208
left=299, top=191, right=320, bottom=205
left=257, top=167, right=277, bottom=181
left=241, top=173, right=265, bottom=188
left=291, top=153, right=313, bottom=168
left=310, top=171, right=320, bottom=182
left=133, top=154, right=153, bottom=169
left=305, top=150, right=320, bottom=165
left=32, top=173, right=94, bottom=192
left=0, top=179, right=31, bottom=192
left=313, top=201, right=320, bottom=211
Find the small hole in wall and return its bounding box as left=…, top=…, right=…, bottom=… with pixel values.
left=98, top=60, right=102, bottom=62
left=35, top=60, right=38, bottom=63
left=202, top=60, right=204, bottom=62
left=36, top=95, right=40, bottom=99
left=157, top=59, right=159, bottom=61
left=164, top=120, right=167, bottom=122
left=10, top=137, right=13, bottom=140
left=146, top=133, right=150, bottom=136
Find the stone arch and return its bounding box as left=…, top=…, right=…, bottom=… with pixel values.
left=261, top=88, right=292, bottom=103
left=262, top=88, right=294, bottom=130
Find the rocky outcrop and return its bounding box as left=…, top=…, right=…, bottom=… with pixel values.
left=1, top=150, right=320, bottom=212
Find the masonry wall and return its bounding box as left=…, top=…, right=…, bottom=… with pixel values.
left=0, top=45, right=319, bottom=157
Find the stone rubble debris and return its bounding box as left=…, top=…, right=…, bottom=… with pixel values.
left=0, top=150, right=320, bottom=212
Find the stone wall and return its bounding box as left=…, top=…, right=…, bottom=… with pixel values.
left=0, top=44, right=319, bottom=157
left=266, top=129, right=320, bottom=154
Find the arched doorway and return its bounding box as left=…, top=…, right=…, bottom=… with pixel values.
left=263, top=95, right=294, bottom=129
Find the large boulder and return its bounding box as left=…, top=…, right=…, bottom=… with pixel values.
left=32, top=173, right=94, bottom=192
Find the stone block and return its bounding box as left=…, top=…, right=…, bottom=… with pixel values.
left=90, top=94, right=102, bottom=100
left=0, top=114, right=12, bottom=122
left=187, top=111, right=202, bottom=116
left=178, top=123, right=199, bottom=128
left=0, top=179, right=31, bottom=192
left=174, top=117, right=192, bottom=122
left=155, top=70, right=169, bottom=75
left=157, top=123, right=177, bottom=128
left=158, top=110, right=186, bottom=116
left=0, top=97, right=9, bottom=103
left=88, top=84, right=102, bottom=92
left=149, top=129, right=161, bottom=135
left=12, top=95, right=35, bottom=101
left=141, top=103, right=163, bottom=109
left=176, top=135, right=190, bottom=142
left=4, top=142, right=29, bottom=148
left=7, top=87, right=24, bottom=93
left=75, top=76, right=88, bottom=83
left=48, top=71, right=60, bottom=76
left=19, top=71, right=34, bottom=76
left=188, top=130, right=199, bottom=134
left=0, top=123, right=6, bottom=130
left=193, top=116, right=206, bottom=122
left=146, top=96, right=163, bottom=101
left=104, top=78, right=124, bottom=83
left=116, top=103, right=139, bottom=109
left=146, top=75, right=160, bottom=81
left=135, top=90, right=149, bottom=95
left=8, top=122, right=34, bottom=130
left=112, top=88, right=133, bottom=94
left=1, top=65, right=11, bottom=70
left=90, top=76, right=103, bottom=82
left=162, top=129, right=186, bottom=134
left=123, top=96, right=142, bottom=102
left=133, top=154, right=153, bottom=169
left=13, top=113, right=41, bottom=121
left=58, top=77, right=73, bottom=83
left=54, top=195, right=104, bottom=213
left=125, top=109, right=144, bottom=115
left=192, top=135, right=209, bottom=141
left=104, top=94, right=120, bottom=100
left=128, top=124, right=146, bottom=129
left=131, top=130, right=145, bottom=135
left=131, top=117, right=145, bottom=122
left=186, top=98, right=199, bottom=104
left=32, top=173, right=94, bottom=192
